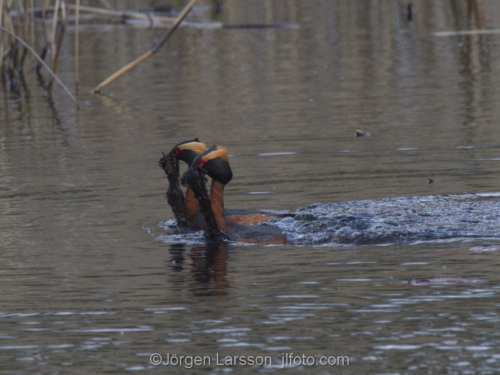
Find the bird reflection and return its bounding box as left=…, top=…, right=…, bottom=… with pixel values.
left=167, top=242, right=229, bottom=296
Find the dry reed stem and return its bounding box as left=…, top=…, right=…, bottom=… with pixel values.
left=0, top=0, right=4, bottom=71
left=19, top=0, right=29, bottom=69
left=93, top=0, right=198, bottom=92
left=28, top=0, right=34, bottom=41
left=74, top=0, right=79, bottom=88
left=50, top=0, right=60, bottom=71
left=92, top=50, right=153, bottom=93
left=50, top=0, right=67, bottom=78
left=39, top=0, right=50, bottom=70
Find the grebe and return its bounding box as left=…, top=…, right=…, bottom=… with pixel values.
left=159, top=139, right=281, bottom=230
left=181, top=145, right=287, bottom=244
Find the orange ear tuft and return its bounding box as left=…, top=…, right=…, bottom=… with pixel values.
left=178, top=141, right=207, bottom=154
left=202, top=146, right=229, bottom=163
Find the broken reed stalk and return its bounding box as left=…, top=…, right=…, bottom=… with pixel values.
left=0, top=25, right=79, bottom=107
left=0, top=0, right=4, bottom=72
left=50, top=0, right=61, bottom=72
left=29, top=0, right=34, bottom=42
left=74, top=0, right=79, bottom=89
left=35, top=0, right=53, bottom=74
left=50, top=0, right=67, bottom=80
left=40, top=0, right=50, bottom=66
left=93, top=0, right=198, bottom=92
left=19, top=0, right=30, bottom=69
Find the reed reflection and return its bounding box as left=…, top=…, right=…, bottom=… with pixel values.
left=451, top=0, right=491, bottom=131
left=1, top=71, right=63, bottom=130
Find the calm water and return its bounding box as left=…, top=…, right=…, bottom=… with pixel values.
left=2, top=0, right=500, bottom=373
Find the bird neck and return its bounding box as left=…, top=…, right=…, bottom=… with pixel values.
left=210, top=179, right=228, bottom=233
left=184, top=188, right=200, bottom=227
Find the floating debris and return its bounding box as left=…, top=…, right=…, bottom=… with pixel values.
left=355, top=129, right=371, bottom=137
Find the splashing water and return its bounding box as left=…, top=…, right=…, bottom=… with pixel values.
left=149, top=194, right=500, bottom=246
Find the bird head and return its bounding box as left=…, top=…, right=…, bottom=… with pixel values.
left=190, top=145, right=233, bottom=185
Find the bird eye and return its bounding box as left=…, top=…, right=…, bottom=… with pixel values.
left=201, top=159, right=207, bottom=165
left=175, top=147, right=182, bottom=154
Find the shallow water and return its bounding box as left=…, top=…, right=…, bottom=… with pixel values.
left=2, top=0, right=500, bottom=373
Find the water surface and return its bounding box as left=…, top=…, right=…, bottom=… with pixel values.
left=2, top=0, right=500, bottom=373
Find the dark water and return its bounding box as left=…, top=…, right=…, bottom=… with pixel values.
left=2, top=0, right=500, bottom=373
